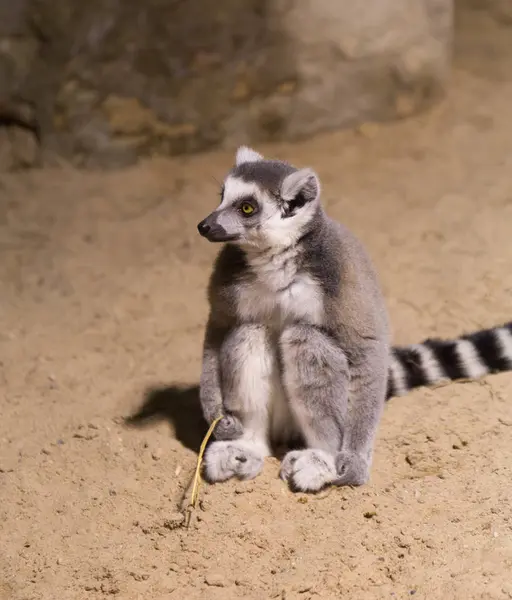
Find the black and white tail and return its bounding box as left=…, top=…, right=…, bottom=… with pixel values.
left=386, top=321, right=512, bottom=400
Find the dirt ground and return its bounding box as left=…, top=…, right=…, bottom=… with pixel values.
left=1, top=6, right=512, bottom=600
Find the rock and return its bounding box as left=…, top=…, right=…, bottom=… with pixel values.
left=9, top=126, right=38, bottom=166
left=0, top=128, right=13, bottom=171
left=163, top=513, right=185, bottom=530
left=151, top=448, right=163, bottom=461
left=0, top=0, right=40, bottom=172
left=205, top=574, right=226, bottom=588
left=0, top=1, right=29, bottom=35
left=0, top=0, right=453, bottom=168
left=0, top=125, right=39, bottom=171
left=486, top=0, right=512, bottom=24
left=364, top=511, right=377, bottom=519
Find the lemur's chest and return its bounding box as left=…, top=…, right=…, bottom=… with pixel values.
left=236, top=253, right=324, bottom=328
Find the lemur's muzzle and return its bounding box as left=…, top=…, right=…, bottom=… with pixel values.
left=197, top=214, right=239, bottom=243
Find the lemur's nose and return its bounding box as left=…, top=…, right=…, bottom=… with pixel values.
left=197, top=220, right=211, bottom=236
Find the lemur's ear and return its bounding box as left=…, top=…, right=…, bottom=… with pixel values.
left=235, top=146, right=264, bottom=166
left=280, top=168, right=320, bottom=216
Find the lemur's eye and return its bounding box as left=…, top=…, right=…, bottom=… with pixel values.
left=241, top=202, right=255, bottom=215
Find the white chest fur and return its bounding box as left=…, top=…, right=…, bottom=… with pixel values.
left=237, top=248, right=324, bottom=328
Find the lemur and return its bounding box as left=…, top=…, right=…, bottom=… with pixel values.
left=196, top=146, right=512, bottom=493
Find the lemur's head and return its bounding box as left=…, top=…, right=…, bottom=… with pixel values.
left=197, top=146, right=321, bottom=249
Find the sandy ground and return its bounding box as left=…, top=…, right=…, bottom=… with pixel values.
left=1, top=6, right=512, bottom=600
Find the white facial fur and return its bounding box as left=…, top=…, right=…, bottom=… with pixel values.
left=213, top=174, right=318, bottom=250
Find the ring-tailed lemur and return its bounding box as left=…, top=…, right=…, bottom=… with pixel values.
left=196, top=146, right=512, bottom=493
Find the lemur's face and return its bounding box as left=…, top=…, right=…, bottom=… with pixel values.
left=197, top=147, right=321, bottom=250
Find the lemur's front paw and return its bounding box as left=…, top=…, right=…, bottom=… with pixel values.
left=213, top=414, right=243, bottom=440
left=203, top=441, right=264, bottom=482
left=334, top=451, right=370, bottom=486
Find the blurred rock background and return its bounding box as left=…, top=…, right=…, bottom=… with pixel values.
left=0, top=0, right=507, bottom=171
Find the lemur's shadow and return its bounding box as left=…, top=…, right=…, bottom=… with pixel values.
left=125, top=384, right=304, bottom=458
left=125, top=384, right=207, bottom=453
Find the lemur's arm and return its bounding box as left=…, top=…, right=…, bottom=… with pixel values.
left=199, top=320, right=243, bottom=440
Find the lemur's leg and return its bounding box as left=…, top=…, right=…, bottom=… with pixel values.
left=279, top=324, right=388, bottom=492
left=279, top=324, right=349, bottom=492
left=203, top=325, right=275, bottom=483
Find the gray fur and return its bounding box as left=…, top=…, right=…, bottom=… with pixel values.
left=233, top=159, right=296, bottom=193
left=197, top=146, right=390, bottom=492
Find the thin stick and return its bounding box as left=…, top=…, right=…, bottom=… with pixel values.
left=185, top=415, right=223, bottom=527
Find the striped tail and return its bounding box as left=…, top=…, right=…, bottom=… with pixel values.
left=386, top=321, right=512, bottom=400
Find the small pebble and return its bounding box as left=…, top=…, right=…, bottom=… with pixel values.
left=152, top=449, right=163, bottom=461
left=163, top=513, right=185, bottom=530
